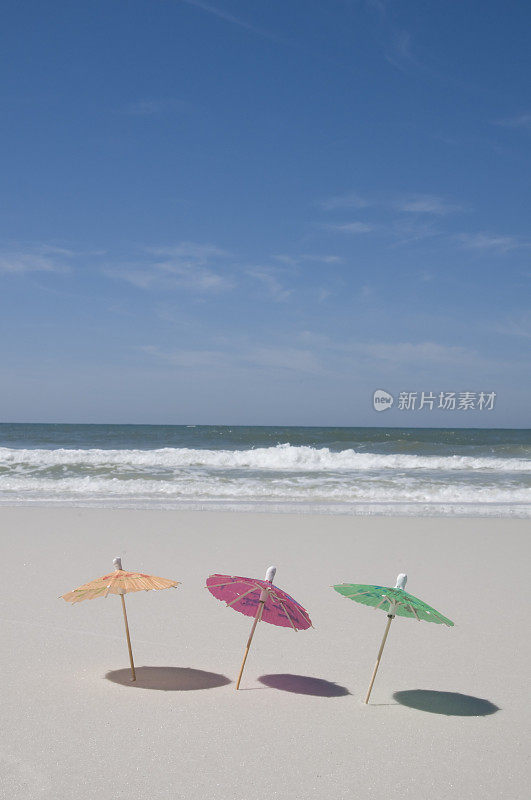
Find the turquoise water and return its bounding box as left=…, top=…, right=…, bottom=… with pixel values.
left=0, top=424, right=529, bottom=516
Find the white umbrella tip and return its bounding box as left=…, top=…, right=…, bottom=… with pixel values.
left=113, top=557, right=123, bottom=570
left=395, top=573, right=407, bottom=590
left=265, top=565, right=277, bottom=582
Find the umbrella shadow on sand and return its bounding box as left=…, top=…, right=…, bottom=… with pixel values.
left=105, top=666, right=231, bottom=691
left=258, top=674, right=350, bottom=697
left=393, top=690, right=499, bottom=716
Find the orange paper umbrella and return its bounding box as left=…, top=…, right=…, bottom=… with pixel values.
left=61, top=557, right=179, bottom=681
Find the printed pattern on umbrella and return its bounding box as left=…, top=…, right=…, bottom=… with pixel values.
left=334, top=583, right=454, bottom=626
left=206, top=574, right=312, bottom=630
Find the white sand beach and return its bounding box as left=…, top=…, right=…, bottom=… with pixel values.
left=1, top=508, right=529, bottom=799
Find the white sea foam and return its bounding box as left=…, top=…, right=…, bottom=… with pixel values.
left=0, top=474, right=528, bottom=502
left=0, top=444, right=529, bottom=473
left=0, top=443, right=529, bottom=516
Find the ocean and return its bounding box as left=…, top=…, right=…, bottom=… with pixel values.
left=0, top=423, right=529, bottom=517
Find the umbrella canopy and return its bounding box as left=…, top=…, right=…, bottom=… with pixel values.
left=333, top=579, right=454, bottom=626
left=62, top=567, right=178, bottom=603
left=61, top=557, right=179, bottom=681
left=206, top=566, right=312, bottom=688
left=206, top=572, right=312, bottom=631
left=333, top=573, right=454, bottom=703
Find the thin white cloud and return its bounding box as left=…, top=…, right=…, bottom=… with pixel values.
left=147, top=243, right=229, bottom=259
left=385, top=30, right=418, bottom=71
left=322, top=190, right=461, bottom=220
left=273, top=253, right=343, bottom=265
left=388, top=219, right=440, bottom=246
left=301, top=254, right=344, bottom=264
left=111, top=265, right=231, bottom=292
left=38, top=245, right=76, bottom=256
left=296, top=331, right=477, bottom=367
left=316, top=287, right=332, bottom=302
left=494, top=113, right=531, bottom=131
left=494, top=313, right=531, bottom=338
left=141, top=343, right=321, bottom=373
left=393, top=194, right=462, bottom=215
left=108, top=269, right=154, bottom=289
left=272, top=254, right=299, bottom=267
left=106, top=241, right=234, bottom=292
left=365, top=0, right=388, bottom=17
left=319, top=189, right=530, bottom=258
left=177, top=0, right=283, bottom=44
left=157, top=260, right=231, bottom=290
left=246, top=267, right=292, bottom=302
left=456, top=232, right=527, bottom=253
left=142, top=329, right=501, bottom=381
left=140, top=345, right=226, bottom=368
left=250, top=347, right=320, bottom=372
left=121, top=98, right=183, bottom=116
left=361, top=340, right=474, bottom=365
left=365, top=0, right=418, bottom=72
left=326, top=221, right=376, bottom=234
left=321, top=192, right=372, bottom=211
left=0, top=248, right=71, bottom=274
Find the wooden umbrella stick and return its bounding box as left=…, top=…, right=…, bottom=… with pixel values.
left=120, top=594, right=136, bottom=681
left=364, top=614, right=393, bottom=704
left=235, top=599, right=265, bottom=690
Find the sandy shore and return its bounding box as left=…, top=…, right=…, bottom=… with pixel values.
left=1, top=508, right=529, bottom=799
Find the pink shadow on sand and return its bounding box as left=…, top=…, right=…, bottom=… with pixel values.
left=258, top=674, right=350, bottom=697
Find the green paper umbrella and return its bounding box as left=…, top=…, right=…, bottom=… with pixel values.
left=333, top=574, right=454, bottom=703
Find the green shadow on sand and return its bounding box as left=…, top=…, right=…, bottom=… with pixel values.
left=258, top=674, right=350, bottom=697
left=393, top=690, right=499, bottom=716
left=105, top=666, right=231, bottom=691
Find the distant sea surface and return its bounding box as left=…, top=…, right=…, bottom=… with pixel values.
left=0, top=424, right=529, bottom=517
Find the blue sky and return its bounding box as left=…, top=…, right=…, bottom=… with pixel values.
left=0, top=0, right=529, bottom=426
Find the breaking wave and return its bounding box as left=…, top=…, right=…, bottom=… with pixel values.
left=0, top=444, right=529, bottom=473
left=0, top=442, right=529, bottom=516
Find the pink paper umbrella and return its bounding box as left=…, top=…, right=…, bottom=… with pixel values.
left=206, top=566, right=312, bottom=689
